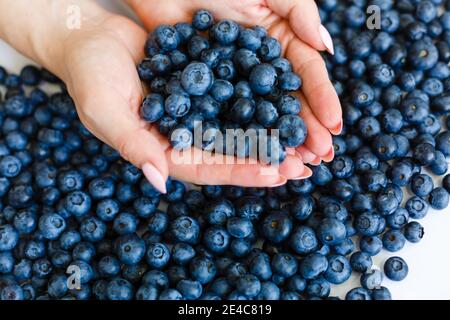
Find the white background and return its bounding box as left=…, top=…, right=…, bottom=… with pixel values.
left=1, top=0, right=450, bottom=300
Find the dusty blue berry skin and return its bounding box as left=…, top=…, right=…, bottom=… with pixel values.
left=181, top=62, right=213, bottom=96
left=346, top=287, right=372, bottom=300
left=275, top=115, right=307, bottom=148
left=429, top=187, right=450, bottom=210
left=249, top=63, right=278, bottom=95
left=153, top=25, right=180, bottom=52
left=141, top=93, right=165, bottom=123
left=324, top=255, right=352, bottom=285
left=0, top=225, right=19, bottom=251
left=384, top=256, right=409, bottom=281
left=192, top=10, right=214, bottom=31
left=299, top=253, right=328, bottom=280
left=211, top=20, right=240, bottom=45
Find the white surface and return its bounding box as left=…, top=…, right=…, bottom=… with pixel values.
left=1, top=1, right=450, bottom=300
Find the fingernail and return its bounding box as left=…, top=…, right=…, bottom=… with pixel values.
left=296, top=151, right=315, bottom=164
left=259, top=166, right=279, bottom=177
left=142, top=163, right=167, bottom=194
left=286, top=147, right=296, bottom=156
left=291, top=167, right=313, bottom=180
left=310, top=156, right=322, bottom=166
left=268, top=176, right=288, bottom=188
left=319, top=25, right=334, bottom=55
left=329, top=120, right=343, bottom=135
left=322, top=146, right=335, bottom=163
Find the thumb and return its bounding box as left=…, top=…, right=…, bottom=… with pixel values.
left=77, top=90, right=169, bottom=194
left=267, top=0, right=334, bottom=55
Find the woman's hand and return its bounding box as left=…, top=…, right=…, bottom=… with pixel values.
left=126, top=0, right=343, bottom=165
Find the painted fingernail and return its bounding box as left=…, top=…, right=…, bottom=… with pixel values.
left=296, top=151, right=315, bottom=164
left=286, top=147, right=296, bottom=156
left=291, top=167, right=313, bottom=180
left=142, top=162, right=167, bottom=194
left=330, top=120, right=343, bottom=135
left=310, top=156, right=322, bottom=166
left=268, top=176, right=288, bottom=187
left=259, top=166, right=279, bottom=177
left=319, top=25, right=334, bottom=55
left=322, top=146, right=335, bottom=163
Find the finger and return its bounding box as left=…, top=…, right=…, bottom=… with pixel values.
left=74, top=85, right=170, bottom=193
left=296, top=145, right=320, bottom=165
left=287, top=38, right=342, bottom=133
left=166, top=148, right=287, bottom=187
left=278, top=154, right=306, bottom=179
left=266, top=0, right=334, bottom=54
left=295, top=92, right=333, bottom=158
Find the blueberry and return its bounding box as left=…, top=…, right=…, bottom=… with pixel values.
left=255, top=100, right=278, bottom=127
left=175, top=279, right=202, bottom=300
left=382, top=230, right=406, bottom=252
left=324, top=255, right=352, bottom=285
left=429, top=187, right=449, bottom=210
left=190, top=256, right=216, bottom=284
left=106, top=278, right=134, bottom=300
left=235, top=274, right=261, bottom=298
left=226, top=217, right=253, bottom=239
left=346, top=287, right=372, bottom=300
left=330, top=155, right=354, bottom=179
left=215, top=59, right=236, bottom=81
left=141, top=93, right=164, bottom=123
left=317, top=218, right=347, bottom=246
left=261, top=211, right=292, bottom=243
left=164, top=93, right=191, bottom=118
left=249, top=64, right=277, bottom=96
left=1, top=284, right=24, bottom=300
left=272, top=253, right=298, bottom=278
left=0, top=155, right=22, bottom=178
left=181, top=62, right=213, bottom=96
left=238, top=29, right=262, bottom=51
left=0, top=225, right=19, bottom=251
left=416, top=1, right=437, bottom=23
left=192, top=10, right=214, bottom=31
left=408, top=39, right=439, bottom=70
left=299, top=253, right=328, bottom=280
left=209, top=79, right=234, bottom=102
left=203, top=226, right=230, bottom=253
left=258, top=37, right=281, bottom=61
left=386, top=207, right=409, bottom=230
left=384, top=256, right=408, bottom=281
left=249, top=252, right=272, bottom=281
left=276, top=94, right=301, bottom=115
left=435, top=131, right=450, bottom=156
left=372, top=287, right=392, bottom=300
left=278, top=72, right=302, bottom=91
left=153, top=25, right=180, bottom=52
left=211, top=20, right=239, bottom=45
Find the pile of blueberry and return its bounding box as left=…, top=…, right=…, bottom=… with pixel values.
left=0, top=1, right=450, bottom=301
left=138, top=10, right=306, bottom=163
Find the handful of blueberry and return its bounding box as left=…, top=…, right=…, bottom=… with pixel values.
left=138, top=10, right=306, bottom=164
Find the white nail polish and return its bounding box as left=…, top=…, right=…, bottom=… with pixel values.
left=142, top=163, right=167, bottom=194
left=319, top=25, right=335, bottom=55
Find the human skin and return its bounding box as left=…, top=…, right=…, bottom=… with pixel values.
left=0, top=0, right=341, bottom=193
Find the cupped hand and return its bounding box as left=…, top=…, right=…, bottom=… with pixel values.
left=57, top=13, right=298, bottom=193
left=127, top=0, right=343, bottom=165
